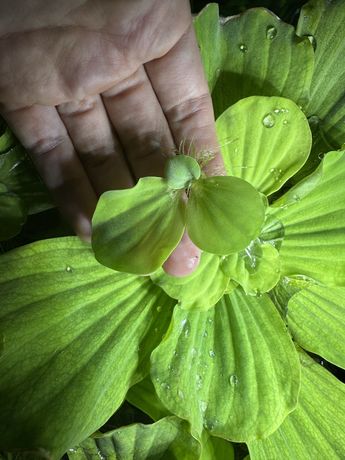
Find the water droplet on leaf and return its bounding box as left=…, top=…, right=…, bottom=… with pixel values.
left=178, top=389, right=185, bottom=399
left=65, top=265, right=73, bottom=273
left=305, top=34, right=317, bottom=50
left=239, top=44, right=248, bottom=53
left=199, top=400, right=207, bottom=412
left=161, top=382, right=171, bottom=391
left=262, top=113, right=275, bottom=128
left=196, top=374, right=203, bottom=389
left=156, top=306, right=162, bottom=312
left=266, top=26, right=277, bottom=40
left=208, top=350, right=216, bottom=358
left=229, top=374, right=239, bottom=386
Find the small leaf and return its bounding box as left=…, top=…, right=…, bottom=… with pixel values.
left=222, top=240, right=280, bottom=295
left=268, top=150, right=345, bottom=286
left=186, top=176, right=265, bottom=255
left=248, top=351, right=345, bottom=459
left=0, top=126, right=16, bottom=154
left=216, top=96, right=312, bottom=196
left=151, top=252, right=230, bottom=310
left=67, top=416, right=200, bottom=460
left=0, top=189, right=26, bottom=241
left=165, top=155, right=201, bottom=190
left=92, top=177, right=186, bottom=274
left=288, top=285, right=345, bottom=369
left=0, top=146, right=51, bottom=217
left=0, top=237, right=174, bottom=457
left=194, top=5, right=314, bottom=118
left=151, top=290, right=300, bottom=442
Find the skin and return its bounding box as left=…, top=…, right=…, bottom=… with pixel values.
left=0, top=0, right=223, bottom=276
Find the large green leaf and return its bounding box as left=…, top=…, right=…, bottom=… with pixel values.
left=67, top=416, right=199, bottom=460
left=297, top=0, right=345, bottom=148
left=151, top=289, right=300, bottom=442
left=127, top=378, right=235, bottom=460
left=287, top=285, right=345, bottom=369
left=194, top=4, right=314, bottom=118
left=92, top=177, right=185, bottom=275
left=151, top=252, right=230, bottom=311
left=267, top=150, right=345, bottom=285
left=248, top=351, right=345, bottom=459
left=187, top=176, right=265, bottom=255
left=216, top=96, right=312, bottom=195
left=0, top=237, right=174, bottom=458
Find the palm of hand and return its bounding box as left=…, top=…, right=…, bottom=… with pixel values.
left=0, top=0, right=221, bottom=276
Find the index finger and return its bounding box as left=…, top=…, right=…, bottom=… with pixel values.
left=145, top=20, right=224, bottom=276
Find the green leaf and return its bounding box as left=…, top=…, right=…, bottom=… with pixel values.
left=151, top=252, right=230, bottom=310
left=165, top=155, right=201, bottom=190
left=0, top=146, right=52, bottom=222
left=0, top=189, right=26, bottom=241
left=194, top=5, right=314, bottom=118
left=67, top=416, right=200, bottom=460
left=200, top=432, right=235, bottom=460
left=127, top=379, right=235, bottom=460
left=287, top=285, right=345, bottom=369
left=0, top=127, right=16, bottom=154
left=216, top=96, right=312, bottom=196
left=92, top=177, right=186, bottom=274
left=186, top=176, right=265, bottom=255
left=151, top=289, right=300, bottom=442
left=248, top=351, right=345, bottom=459
left=267, top=150, right=345, bottom=286
left=297, top=0, right=345, bottom=148
left=127, top=377, right=171, bottom=422
left=269, top=275, right=319, bottom=319
left=0, top=237, right=174, bottom=458
left=222, top=240, right=280, bottom=295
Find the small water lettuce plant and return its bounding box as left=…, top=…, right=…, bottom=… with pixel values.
left=92, top=152, right=265, bottom=275
left=0, top=0, right=345, bottom=459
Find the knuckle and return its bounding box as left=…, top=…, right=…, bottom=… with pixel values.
left=166, top=93, right=213, bottom=124
left=58, top=97, right=98, bottom=118
left=28, top=135, right=66, bottom=158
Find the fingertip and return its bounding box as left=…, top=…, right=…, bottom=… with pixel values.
left=163, top=231, right=201, bottom=277
left=75, top=214, right=92, bottom=243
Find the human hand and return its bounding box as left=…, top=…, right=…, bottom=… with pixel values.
left=0, top=0, right=223, bottom=276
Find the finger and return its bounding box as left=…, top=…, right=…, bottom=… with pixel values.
left=146, top=22, right=222, bottom=276
left=145, top=23, right=224, bottom=176
left=102, top=66, right=201, bottom=277
left=102, top=66, right=175, bottom=179
left=0, top=104, right=97, bottom=240
left=163, top=230, right=201, bottom=277
left=57, top=94, right=133, bottom=194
